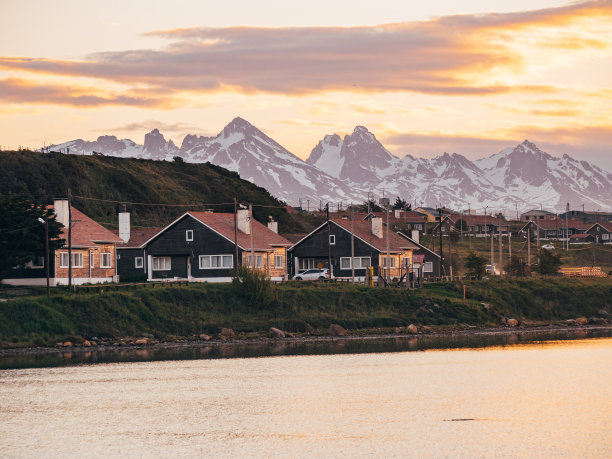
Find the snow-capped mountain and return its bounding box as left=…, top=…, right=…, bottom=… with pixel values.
left=44, top=119, right=612, bottom=213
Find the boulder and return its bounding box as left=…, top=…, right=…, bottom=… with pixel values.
left=199, top=334, right=212, bottom=341
left=506, top=319, right=519, bottom=327
left=134, top=338, right=149, bottom=345
left=406, top=324, right=418, bottom=334
left=269, top=327, right=286, bottom=339
left=90, top=341, right=98, bottom=347
left=82, top=340, right=91, bottom=347
left=575, top=317, right=588, bottom=326
left=219, top=328, right=235, bottom=339
left=62, top=341, right=73, bottom=347
left=329, top=324, right=347, bottom=336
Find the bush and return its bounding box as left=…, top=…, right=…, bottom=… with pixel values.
left=232, top=266, right=278, bottom=309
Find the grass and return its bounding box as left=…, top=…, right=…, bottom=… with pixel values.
left=1, top=277, right=611, bottom=348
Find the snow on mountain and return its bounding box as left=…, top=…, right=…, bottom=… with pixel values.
left=44, top=120, right=611, bottom=213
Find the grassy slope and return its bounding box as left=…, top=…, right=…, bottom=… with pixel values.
left=1, top=278, right=610, bottom=347
left=0, top=150, right=316, bottom=232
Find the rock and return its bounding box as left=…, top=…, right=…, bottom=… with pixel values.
left=575, top=317, right=588, bottom=326
left=91, top=341, right=98, bottom=347
left=63, top=341, right=73, bottom=347
left=219, top=328, right=235, bottom=339
left=269, top=327, right=286, bottom=339
left=590, top=317, right=609, bottom=325
left=565, top=319, right=576, bottom=326
left=134, top=338, right=149, bottom=345
left=506, top=319, right=519, bottom=327
left=421, top=326, right=433, bottom=334
left=199, top=334, right=212, bottom=341
left=329, top=324, right=347, bottom=336
left=407, top=324, right=418, bottom=334
left=55, top=342, right=63, bottom=347
left=82, top=340, right=91, bottom=347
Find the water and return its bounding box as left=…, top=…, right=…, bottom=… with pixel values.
left=1, top=335, right=611, bottom=457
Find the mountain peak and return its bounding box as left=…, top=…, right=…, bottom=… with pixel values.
left=224, top=116, right=254, bottom=133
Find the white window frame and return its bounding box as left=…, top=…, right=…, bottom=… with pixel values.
left=299, top=258, right=315, bottom=270
left=602, top=234, right=610, bottom=240
left=59, top=252, right=83, bottom=268
left=381, top=256, right=397, bottom=268
left=100, top=252, right=112, bottom=268
left=152, top=256, right=171, bottom=271
left=329, top=234, right=336, bottom=245
left=274, top=255, right=284, bottom=269
left=245, top=254, right=264, bottom=268
left=186, top=230, right=194, bottom=241
left=339, top=257, right=371, bottom=269
left=423, top=262, right=433, bottom=273
left=199, top=254, right=233, bottom=269
left=135, top=257, right=144, bottom=268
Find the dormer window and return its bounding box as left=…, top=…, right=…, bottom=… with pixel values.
left=186, top=230, right=194, bottom=241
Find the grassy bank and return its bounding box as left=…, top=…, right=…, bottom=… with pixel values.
left=1, top=278, right=611, bottom=348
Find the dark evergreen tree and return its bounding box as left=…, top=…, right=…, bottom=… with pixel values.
left=464, top=251, right=488, bottom=279
left=536, top=249, right=562, bottom=275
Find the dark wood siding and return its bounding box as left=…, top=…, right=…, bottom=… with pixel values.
left=117, top=248, right=146, bottom=281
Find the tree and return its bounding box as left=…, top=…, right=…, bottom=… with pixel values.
left=392, top=197, right=411, bottom=211
left=357, top=200, right=383, bottom=213
left=0, top=197, right=64, bottom=280
left=536, top=249, right=562, bottom=275
left=454, top=218, right=468, bottom=232
left=464, top=252, right=488, bottom=279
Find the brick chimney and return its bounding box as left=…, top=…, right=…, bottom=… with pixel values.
left=237, top=208, right=250, bottom=234
left=54, top=199, right=69, bottom=227
left=372, top=216, right=383, bottom=238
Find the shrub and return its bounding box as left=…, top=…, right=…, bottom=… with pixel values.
left=232, top=266, right=278, bottom=309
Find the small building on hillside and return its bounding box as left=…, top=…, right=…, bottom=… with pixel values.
left=364, top=210, right=428, bottom=235
left=288, top=217, right=417, bottom=281
left=558, top=210, right=612, bottom=224
left=520, top=218, right=590, bottom=240
left=397, top=232, right=442, bottom=278
left=141, top=210, right=291, bottom=282
left=431, top=214, right=510, bottom=237
left=520, top=209, right=557, bottom=221
left=3, top=199, right=122, bottom=286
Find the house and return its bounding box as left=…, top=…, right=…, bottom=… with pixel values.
left=569, top=233, right=594, bottom=244
left=520, top=218, right=590, bottom=240
left=3, top=199, right=122, bottom=286
left=397, top=231, right=442, bottom=278
left=115, top=222, right=163, bottom=282
left=140, top=209, right=291, bottom=282
left=520, top=209, right=557, bottom=221
left=288, top=216, right=418, bottom=281
left=558, top=210, right=612, bottom=224
left=364, top=210, right=428, bottom=235
left=430, top=214, right=511, bottom=237
left=586, top=222, right=612, bottom=244
left=414, top=207, right=442, bottom=223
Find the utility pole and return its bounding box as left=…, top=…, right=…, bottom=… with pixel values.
left=490, top=220, right=495, bottom=275
left=386, top=207, right=390, bottom=284
left=448, top=228, right=453, bottom=280
left=43, top=217, right=50, bottom=297
left=498, top=214, right=503, bottom=277
left=327, top=203, right=332, bottom=277
left=527, top=227, right=531, bottom=267
left=351, top=205, right=355, bottom=283
left=437, top=208, right=444, bottom=277
left=249, top=204, right=254, bottom=270
left=68, top=188, right=72, bottom=291
left=234, top=197, right=239, bottom=269
left=536, top=215, right=541, bottom=264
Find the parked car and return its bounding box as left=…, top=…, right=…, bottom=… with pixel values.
left=292, top=268, right=330, bottom=280
left=541, top=244, right=555, bottom=250
left=485, top=264, right=500, bottom=275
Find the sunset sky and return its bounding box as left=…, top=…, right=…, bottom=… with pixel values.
left=1, top=0, right=611, bottom=170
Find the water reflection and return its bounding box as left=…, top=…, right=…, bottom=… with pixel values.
left=2, top=328, right=612, bottom=370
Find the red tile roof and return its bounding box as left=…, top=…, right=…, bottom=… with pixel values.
left=367, top=211, right=428, bottom=224
left=188, top=212, right=291, bottom=250
left=53, top=206, right=123, bottom=248
left=115, top=228, right=163, bottom=248
left=331, top=218, right=419, bottom=253
left=281, top=233, right=309, bottom=244
left=529, top=218, right=590, bottom=231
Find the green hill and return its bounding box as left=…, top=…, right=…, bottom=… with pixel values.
left=0, top=150, right=313, bottom=232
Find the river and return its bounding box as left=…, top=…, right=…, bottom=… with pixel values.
left=1, top=332, right=611, bottom=457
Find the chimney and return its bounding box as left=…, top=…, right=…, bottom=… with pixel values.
left=372, top=216, right=383, bottom=238
left=411, top=229, right=420, bottom=244
left=267, top=216, right=278, bottom=234
left=54, top=199, right=69, bottom=227
left=394, top=209, right=401, bottom=218
left=237, top=208, right=250, bottom=234
left=119, top=212, right=130, bottom=242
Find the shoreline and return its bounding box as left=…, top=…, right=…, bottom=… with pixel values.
left=3, top=323, right=612, bottom=358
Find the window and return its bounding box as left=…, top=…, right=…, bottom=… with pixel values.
left=274, top=255, right=284, bottom=269
left=339, top=257, right=371, bottom=269
left=381, top=256, right=397, bottom=268
left=100, top=252, right=112, bottom=268
left=298, top=258, right=315, bottom=270
left=423, top=262, right=433, bottom=273
left=90, top=252, right=94, bottom=268
left=186, top=230, right=193, bottom=241
left=603, top=234, right=610, bottom=240
left=25, top=257, right=44, bottom=269
left=152, top=256, right=171, bottom=271
left=245, top=254, right=264, bottom=268
left=200, top=255, right=233, bottom=269
left=135, top=257, right=144, bottom=268
left=59, top=252, right=83, bottom=268
left=329, top=235, right=335, bottom=245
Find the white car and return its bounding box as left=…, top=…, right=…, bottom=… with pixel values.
left=292, top=268, right=330, bottom=281
left=541, top=244, right=555, bottom=250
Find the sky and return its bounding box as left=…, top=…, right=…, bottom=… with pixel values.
left=1, top=0, right=611, bottom=171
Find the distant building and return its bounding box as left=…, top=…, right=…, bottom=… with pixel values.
left=558, top=210, right=612, bottom=224
left=520, top=209, right=557, bottom=221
